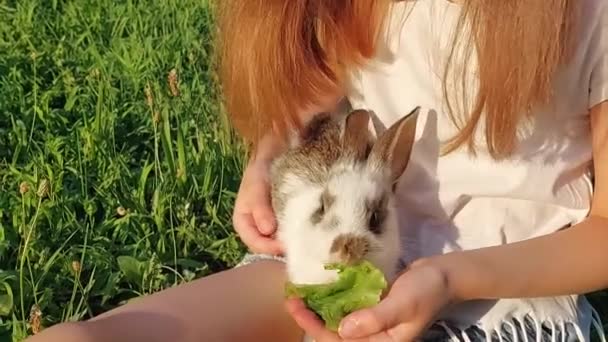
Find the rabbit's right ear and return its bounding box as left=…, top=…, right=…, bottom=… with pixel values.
left=368, top=106, right=420, bottom=184
left=341, top=109, right=373, bottom=161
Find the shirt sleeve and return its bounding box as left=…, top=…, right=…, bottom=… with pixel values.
left=589, top=1, right=608, bottom=108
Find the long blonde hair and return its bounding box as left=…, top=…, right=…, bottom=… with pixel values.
left=215, top=0, right=578, bottom=159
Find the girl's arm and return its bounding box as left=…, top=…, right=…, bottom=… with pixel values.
left=430, top=101, right=608, bottom=302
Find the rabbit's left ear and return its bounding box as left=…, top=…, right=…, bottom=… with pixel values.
left=368, top=106, right=420, bottom=184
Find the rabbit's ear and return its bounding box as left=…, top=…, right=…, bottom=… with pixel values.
left=342, top=109, right=373, bottom=161
left=368, top=106, right=420, bottom=184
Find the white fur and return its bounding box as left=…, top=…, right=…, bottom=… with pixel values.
left=276, top=159, right=402, bottom=285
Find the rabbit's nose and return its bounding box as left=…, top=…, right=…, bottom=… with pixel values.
left=330, top=233, right=370, bottom=265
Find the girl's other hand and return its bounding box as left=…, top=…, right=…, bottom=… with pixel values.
left=232, top=156, right=284, bottom=255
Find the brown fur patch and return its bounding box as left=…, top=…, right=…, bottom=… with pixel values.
left=271, top=114, right=343, bottom=186
left=269, top=114, right=344, bottom=218
left=330, top=233, right=370, bottom=265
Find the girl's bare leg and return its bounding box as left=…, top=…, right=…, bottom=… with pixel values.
left=25, top=260, right=303, bottom=342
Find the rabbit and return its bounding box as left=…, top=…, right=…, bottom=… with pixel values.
left=269, top=105, right=421, bottom=286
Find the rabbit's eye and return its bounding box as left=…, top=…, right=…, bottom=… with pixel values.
left=311, top=190, right=334, bottom=225
left=311, top=203, right=325, bottom=225
left=368, top=210, right=383, bottom=235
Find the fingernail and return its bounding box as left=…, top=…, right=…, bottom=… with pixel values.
left=339, top=318, right=360, bottom=338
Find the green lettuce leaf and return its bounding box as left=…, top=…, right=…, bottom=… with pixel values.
left=285, top=260, right=387, bottom=332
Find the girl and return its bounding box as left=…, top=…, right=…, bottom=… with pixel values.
left=28, top=0, right=608, bottom=341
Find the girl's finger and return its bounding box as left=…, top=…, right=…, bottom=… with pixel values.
left=339, top=282, right=419, bottom=339
left=233, top=212, right=283, bottom=254
left=285, top=299, right=342, bottom=342
left=361, top=322, right=426, bottom=342
left=252, top=201, right=277, bottom=236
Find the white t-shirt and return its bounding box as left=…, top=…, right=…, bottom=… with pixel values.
left=345, top=0, right=608, bottom=340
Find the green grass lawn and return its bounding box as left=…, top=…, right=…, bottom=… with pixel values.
left=0, top=1, right=607, bottom=341
left=0, top=0, right=247, bottom=340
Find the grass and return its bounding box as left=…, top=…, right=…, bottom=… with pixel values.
left=0, top=0, right=607, bottom=341
left=0, top=0, right=247, bottom=340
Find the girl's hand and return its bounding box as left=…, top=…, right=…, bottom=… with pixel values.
left=285, top=259, right=456, bottom=342
left=232, top=156, right=284, bottom=255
